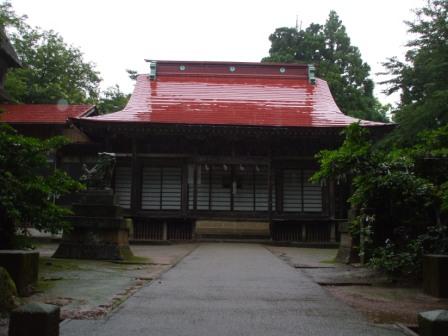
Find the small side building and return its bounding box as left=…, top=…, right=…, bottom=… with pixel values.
left=71, top=60, right=393, bottom=243
left=0, top=103, right=99, bottom=179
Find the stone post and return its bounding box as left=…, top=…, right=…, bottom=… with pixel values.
left=9, top=303, right=60, bottom=336
left=418, top=310, right=448, bottom=336
left=0, top=251, right=39, bottom=296
left=423, top=255, right=448, bottom=298
left=335, top=208, right=360, bottom=264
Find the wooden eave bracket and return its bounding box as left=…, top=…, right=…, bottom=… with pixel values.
left=147, top=60, right=157, bottom=80
left=308, top=64, right=316, bottom=85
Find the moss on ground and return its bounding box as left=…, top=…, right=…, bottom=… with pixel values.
left=112, top=255, right=151, bottom=265
left=39, top=257, right=83, bottom=272
left=320, top=258, right=338, bottom=264
left=35, top=279, right=57, bottom=293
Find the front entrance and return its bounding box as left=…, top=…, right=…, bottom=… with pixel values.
left=188, top=164, right=272, bottom=212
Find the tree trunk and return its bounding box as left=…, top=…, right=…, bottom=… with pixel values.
left=0, top=207, right=16, bottom=249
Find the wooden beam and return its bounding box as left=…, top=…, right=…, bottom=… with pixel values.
left=194, top=156, right=269, bottom=165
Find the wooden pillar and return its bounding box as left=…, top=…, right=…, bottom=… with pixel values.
left=300, top=169, right=305, bottom=212
left=130, top=138, right=141, bottom=213
left=181, top=162, right=188, bottom=216
left=268, top=163, right=273, bottom=219
left=162, top=221, right=168, bottom=241
left=104, top=135, right=112, bottom=152
left=230, top=165, right=235, bottom=212
left=268, top=146, right=273, bottom=238
left=252, top=166, right=256, bottom=212
left=276, top=169, right=283, bottom=213
left=325, top=180, right=335, bottom=218
left=302, top=223, right=307, bottom=241
left=208, top=165, right=212, bottom=211
left=193, top=163, right=198, bottom=210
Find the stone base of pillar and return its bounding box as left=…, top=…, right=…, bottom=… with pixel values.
left=53, top=190, right=133, bottom=260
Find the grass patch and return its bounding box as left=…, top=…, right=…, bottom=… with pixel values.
left=320, top=258, right=338, bottom=264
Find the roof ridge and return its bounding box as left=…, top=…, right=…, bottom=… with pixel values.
left=145, top=60, right=312, bottom=81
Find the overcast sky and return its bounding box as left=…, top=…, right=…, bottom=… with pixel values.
left=10, top=0, right=423, bottom=105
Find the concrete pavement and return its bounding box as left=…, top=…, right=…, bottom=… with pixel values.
left=61, top=243, right=404, bottom=336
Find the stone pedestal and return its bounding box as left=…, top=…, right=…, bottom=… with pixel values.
left=423, top=255, right=448, bottom=298
left=335, top=222, right=359, bottom=264
left=53, top=189, right=133, bottom=260
left=0, top=251, right=39, bottom=296
left=0, top=266, right=17, bottom=313
left=9, top=303, right=60, bottom=336
left=418, top=310, right=448, bottom=336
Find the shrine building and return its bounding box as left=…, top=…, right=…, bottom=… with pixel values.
left=70, top=60, right=392, bottom=242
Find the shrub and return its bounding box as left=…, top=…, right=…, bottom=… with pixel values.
left=369, top=225, right=448, bottom=278
left=0, top=124, right=84, bottom=249
left=420, top=225, right=448, bottom=255
left=0, top=266, right=17, bottom=316
left=369, top=239, right=423, bottom=278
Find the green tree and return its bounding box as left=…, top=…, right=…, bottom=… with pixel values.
left=0, top=1, right=26, bottom=31
left=263, top=11, right=387, bottom=122
left=0, top=124, right=83, bottom=249
left=0, top=1, right=101, bottom=104
left=97, top=85, right=130, bottom=114
left=312, top=123, right=448, bottom=276
left=381, top=0, right=448, bottom=146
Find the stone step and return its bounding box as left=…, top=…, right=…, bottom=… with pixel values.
left=195, top=220, right=270, bottom=236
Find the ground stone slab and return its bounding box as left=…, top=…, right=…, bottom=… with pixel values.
left=9, top=303, right=60, bottom=336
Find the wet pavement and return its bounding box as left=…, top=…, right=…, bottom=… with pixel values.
left=25, top=243, right=197, bottom=319
left=61, top=243, right=404, bottom=336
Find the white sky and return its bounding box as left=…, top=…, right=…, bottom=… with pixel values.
left=10, top=0, right=423, bottom=105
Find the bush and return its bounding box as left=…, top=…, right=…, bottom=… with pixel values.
left=369, top=239, right=423, bottom=278
left=0, top=266, right=17, bottom=316
left=369, top=225, right=448, bottom=278
left=0, top=124, right=84, bottom=249
left=420, top=225, right=448, bottom=255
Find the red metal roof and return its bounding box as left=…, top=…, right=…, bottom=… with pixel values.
left=0, top=104, right=95, bottom=124
left=80, top=61, right=388, bottom=128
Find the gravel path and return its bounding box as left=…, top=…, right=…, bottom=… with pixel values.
left=61, top=243, right=404, bottom=336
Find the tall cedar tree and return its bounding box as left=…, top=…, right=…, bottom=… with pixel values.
left=381, top=0, right=448, bottom=146
left=263, top=11, right=388, bottom=122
